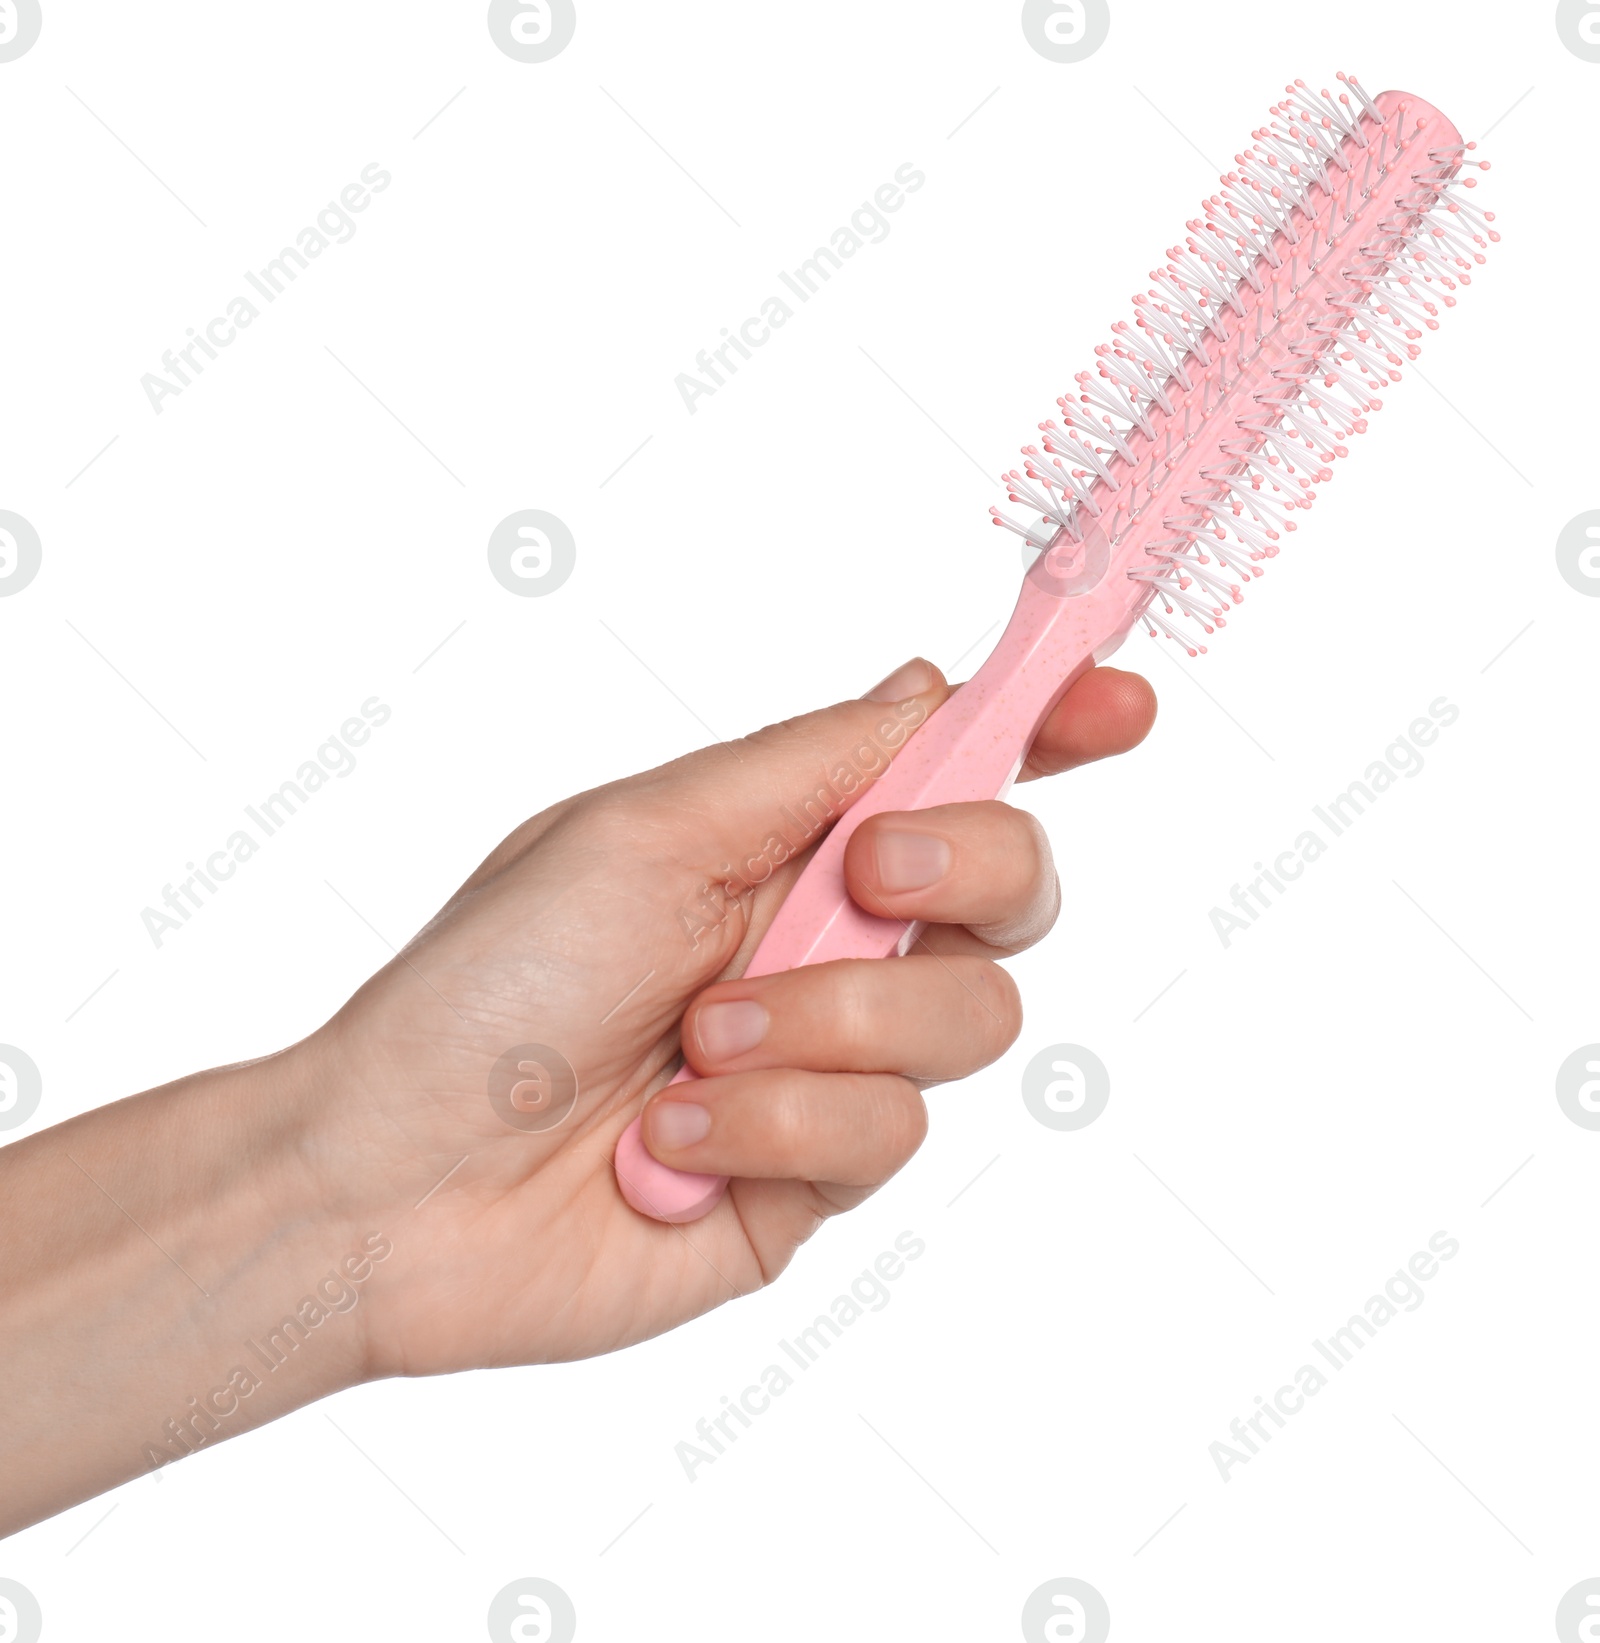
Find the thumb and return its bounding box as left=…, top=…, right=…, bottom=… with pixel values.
left=645, top=656, right=949, bottom=873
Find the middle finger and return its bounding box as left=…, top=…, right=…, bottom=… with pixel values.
left=682, top=954, right=1022, bottom=1085
left=843, top=799, right=1060, bottom=955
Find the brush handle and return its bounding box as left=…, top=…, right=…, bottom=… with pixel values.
left=614, top=573, right=1125, bottom=1222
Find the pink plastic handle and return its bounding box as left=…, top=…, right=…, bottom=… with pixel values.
left=614, top=565, right=1134, bottom=1221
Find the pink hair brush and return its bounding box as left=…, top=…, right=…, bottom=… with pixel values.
left=615, top=73, right=1494, bottom=1222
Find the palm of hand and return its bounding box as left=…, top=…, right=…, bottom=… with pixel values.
left=310, top=786, right=798, bottom=1381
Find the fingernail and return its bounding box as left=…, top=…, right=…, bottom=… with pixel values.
left=647, top=1100, right=712, bottom=1151
left=864, top=657, right=935, bottom=703
left=874, top=829, right=951, bottom=892
left=695, top=999, right=768, bottom=1061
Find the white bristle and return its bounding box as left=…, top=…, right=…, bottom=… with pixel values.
left=995, top=72, right=1493, bottom=655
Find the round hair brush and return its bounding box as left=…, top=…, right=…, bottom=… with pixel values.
left=616, top=73, right=1494, bottom=1222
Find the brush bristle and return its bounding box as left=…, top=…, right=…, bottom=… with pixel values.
left=990, top=73, right=1495, bottom=656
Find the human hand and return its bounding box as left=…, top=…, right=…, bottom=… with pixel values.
left=0, top=657, right=1155, bottom=1531
left=302, top=657, right=1156, bottom=1380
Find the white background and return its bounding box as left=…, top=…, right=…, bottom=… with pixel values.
left=1, top=1, right=1595, bottom=1638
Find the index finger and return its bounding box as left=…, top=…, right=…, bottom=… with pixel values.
left=1017, top=663, right=1156, bottom=781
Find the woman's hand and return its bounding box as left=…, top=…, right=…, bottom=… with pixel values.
left=305, top=657, right=1155, bottom=1377
left=0, top=656, right=1154, bottom=1532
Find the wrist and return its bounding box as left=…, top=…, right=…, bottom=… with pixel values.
left=182, top=1043, right=384, bottom=1400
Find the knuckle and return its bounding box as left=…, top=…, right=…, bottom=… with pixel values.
left=1011, top=807, right=1054, bottom=888
left=964, top=960, right=1024, bottom=1057
left=760, top=1075, right=811, bottom=1157
left=1041, top=870, right=1063, bottom=939
left=876, top=1077, right=929, bottom=1160
left=825, top=964, right=879, bottom=1061
left=562, top=791, right=640, bottom=853
left=971, top=807, right=1060, bottom=950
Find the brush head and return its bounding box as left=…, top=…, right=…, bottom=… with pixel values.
left=990, top=74, right=1494, bottom=656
